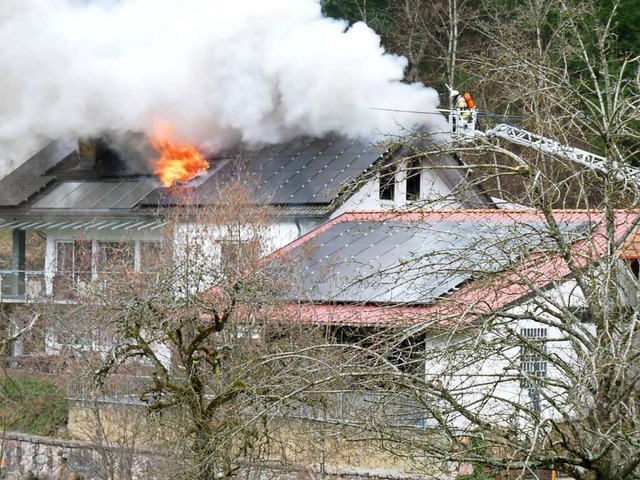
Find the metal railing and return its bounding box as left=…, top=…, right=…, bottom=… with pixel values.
left=67, top=374, right=155, bottom=406
left=0, top=269, right=161, bottom=302
left=0, top=270, right=46, bottom=300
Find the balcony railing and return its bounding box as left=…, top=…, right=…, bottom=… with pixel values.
left=0, top=270, right=161, bottom=302
left=0, top=270, right=46, bottom=301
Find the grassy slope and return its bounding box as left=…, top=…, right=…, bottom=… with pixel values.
left=0, top=375, right=68, bottom=436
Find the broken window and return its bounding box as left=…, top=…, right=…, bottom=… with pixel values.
left=405, top=158, right=422, bottom=201
left=379, top=164, right=396, bottom=201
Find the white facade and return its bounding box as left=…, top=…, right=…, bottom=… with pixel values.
left=335, top=157, right=464, bottom=215
left=420, top=271, right=638, bottom=433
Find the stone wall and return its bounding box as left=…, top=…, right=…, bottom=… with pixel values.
left=0, top=431, right=152, bottom=479
left=0, top=431, right=428, bottom=480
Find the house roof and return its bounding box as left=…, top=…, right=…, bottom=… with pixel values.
left=0, top=136, right=384, bottom=219
left=145, top=136, right=384, bottom=207
left=267, top=209, right=640, bottom=325
left=0, top=135, right=492, bottom=223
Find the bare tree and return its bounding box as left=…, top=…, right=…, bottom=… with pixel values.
left=75, top=180, right=351, bottom=479
left=320, top=4, right=640, bottom=479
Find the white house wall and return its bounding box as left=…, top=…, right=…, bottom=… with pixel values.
left=267, top=219, right=322, bottom=249
left=334, top=160, right=462, bottom=217
left=423, top=279, right=595, bottom=432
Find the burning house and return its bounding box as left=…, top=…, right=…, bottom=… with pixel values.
left=0, top=131, right=491, bottom=308
left=0, top=0, right=478, bottom=334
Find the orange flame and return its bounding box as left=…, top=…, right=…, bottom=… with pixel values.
left=150, top=121, right=209, bottom=187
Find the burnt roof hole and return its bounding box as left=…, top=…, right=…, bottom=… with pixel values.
left=77, top=138, right=153, bottom=177
left=96, top=143, right=129, bottom=176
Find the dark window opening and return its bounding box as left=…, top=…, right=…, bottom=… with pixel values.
left=329, top=325, right=424, bottom=375
left=379, top=164, right=396, bottom=201
left=628, top=258, right=640, bottom=279
left=406, top=159, right=422, bottom=201
left=572, top=307, right=593, bottom=323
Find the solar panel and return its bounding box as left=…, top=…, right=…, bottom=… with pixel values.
left=276, top=219, right=589, bottom=305
left=113, top=182, right=159, bottom=208
left=254, top=157, right=292, bottom=174
left=128, top=136, right=384, bottom=208
left=319, top=138, right=357, bottom=155
left=251, top=143, right=288, bottom=157
left=280, top=154, right=318, bottom=171
left=32, top=181, right=156, bottom=210
left=299, top=141, right=331, bottom=157
left=0, top=139, right=76, bottom=206
left=33, top=182, right=83, bottom=208
left=272, top=138, right=315, bottom=156
left=2, top=176, right=56, bottom=206
left=72, top=183, right=122, bottom=209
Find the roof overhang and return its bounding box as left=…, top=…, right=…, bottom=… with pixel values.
left=0, top=217, right=166, bottom=232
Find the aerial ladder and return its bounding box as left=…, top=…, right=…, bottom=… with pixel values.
left=446, top=88, right=640, bottom=182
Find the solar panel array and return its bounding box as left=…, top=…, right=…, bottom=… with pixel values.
left=0, top=139, right=76, bottom=206
left=141, top=137, right=383, bottom=206
left=247, top=137, right=381, bottom=204
left=279, top=219, right=589, bottom=304
left=32, top=181, right=157, bottom=210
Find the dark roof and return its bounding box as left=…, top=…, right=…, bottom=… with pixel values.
left=0, top=139, right=76, bottom=207
left=270, top=210, right=594, bottom=305
left=140, top=137, right=382, bottom=207
left=0, top=136, right=384, bottom=217
left=33, top=181, right=156, bottom=210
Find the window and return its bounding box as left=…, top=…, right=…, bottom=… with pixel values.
left=97, top=241, right=134, bottom=272
left=139, top=241, right=163, bottom=272
left=628, top=258, right=640, bottom=279
left=54, top=240, right=92, bottom=294
left=55, top=241, right=73, bottom=274
left=56, top=240, right=92, bottom=275
left=571, top=307, right=593, bottom=323
left=520, top=327, right=547, bottom=387
left=379, top=164, right=396, bottom=201
left=405, top=158, right=422, bottom=201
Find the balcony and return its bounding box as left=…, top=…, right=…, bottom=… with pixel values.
left=0, top=270, right=160, bottom=303
left=0, top=270, right=47, bottom=302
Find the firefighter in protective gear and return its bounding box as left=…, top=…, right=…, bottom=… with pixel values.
left=450, top=89, right=477, bottom=136
left=450, top=90, right=475, bottom=121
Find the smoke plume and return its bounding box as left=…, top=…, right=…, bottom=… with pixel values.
left=0, top=0, right=447, bottom=172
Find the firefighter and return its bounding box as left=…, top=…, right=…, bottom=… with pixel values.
left=450, top=90, right=475, bottom=120
left=449, top=89, right=477, bottom=134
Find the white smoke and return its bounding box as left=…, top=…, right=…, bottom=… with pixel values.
left=0, top=0, right=447, bottom=171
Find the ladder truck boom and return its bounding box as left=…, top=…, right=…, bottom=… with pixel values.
left=447, top=88, right=640, bottom=181
left=485, top=123, right=608, bottom=173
